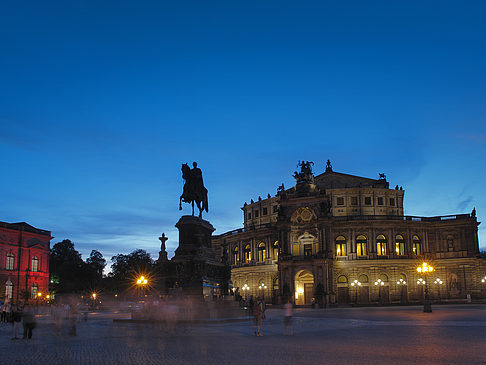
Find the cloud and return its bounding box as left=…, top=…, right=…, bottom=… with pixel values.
left=456, top=196, right=473, bottom=212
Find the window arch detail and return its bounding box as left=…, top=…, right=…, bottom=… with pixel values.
left=412, top=235, right=422, bottom=255
left=335, top=236, right=346, bottom=256
left=243, top=244, right=251, bottom=263
left=356, top=235, right=367, bottom=256
left=395, top=234, right=405, bottom=255
left=376, top=235, right=387, bottom=256
left=6, top=253, right=15, bottom=270
left=257, top=242, right=266, bottom=262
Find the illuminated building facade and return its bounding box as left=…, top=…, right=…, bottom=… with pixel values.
left=212, top=161, right=482, bottom=305
left=0, top=222, right=52, bottom=304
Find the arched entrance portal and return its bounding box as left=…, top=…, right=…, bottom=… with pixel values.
left=295, top=270, right=314, bottom=305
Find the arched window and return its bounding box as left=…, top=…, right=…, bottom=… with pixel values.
left=412, top=235, right=422, bottom=255
left=335, top=236, right=347, bottom=256
left=358, top=274, right=369, bottom=283
left=398, top=273, right=407, bottom=285
left=31, top=256, right=39, bottom=272
left=378, top=274, right=388, bottom=283
left=243, top=244, right=251, bottom=263
left=31, top=283, right=39, bottom=299
left=6, top=253, right=15, bottom=270
left=356, top=235, right=367, bottom=256
left=337, top=275, right=348, bottom=284
left=232, top=246, right=238, bottom=265
left=376, top=235, right=387, bottom=256
left=273, top=241, right=278, bottom=260
left=257, top=242, right=266, bottom=262
left=395, top=235, right=405, bottom=255
left=5, top=281, right=13, bottom=300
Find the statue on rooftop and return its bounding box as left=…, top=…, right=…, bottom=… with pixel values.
left=179, top=162, right=208, bottom=218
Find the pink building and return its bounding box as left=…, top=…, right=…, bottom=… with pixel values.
left=0, top=222, right=52, bottom=304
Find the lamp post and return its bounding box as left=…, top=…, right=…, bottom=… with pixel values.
left=350, top=280, right=361, bottom=304
left=242, top=283, right=250, bottom=300
left=374, top=279, right=384, bottom=304
left=136, top=276, right=148, bottom=299
left=258, top=282, right=267, bottom=300
left=434, top=278, right=443, bottom=303
left=417, top=262, right=434, bottom=313
left=397, top=278, right=407, bottom=304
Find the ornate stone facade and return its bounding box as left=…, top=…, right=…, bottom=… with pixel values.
left=212, top=161, right=482, bottom=305
left=0, top=221, right=52, bottom=304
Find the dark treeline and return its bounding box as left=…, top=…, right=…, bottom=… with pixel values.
left=49, top=239, right=153, bottom=296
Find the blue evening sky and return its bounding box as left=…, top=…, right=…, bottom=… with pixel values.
left=1, top=1, right=485, bottom=269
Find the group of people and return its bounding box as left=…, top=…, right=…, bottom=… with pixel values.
left=0, top=302, right=37, bottom=340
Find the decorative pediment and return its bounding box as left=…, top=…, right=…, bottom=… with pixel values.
left=290, top=207, right=317, bottom=223
left=26, top=238, right=46, bottom=248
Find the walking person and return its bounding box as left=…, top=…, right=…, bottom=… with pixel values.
left=253, top=297, right=264, bottom=336
left=22, top=304, right=36, bottom=339
left=11, top=305, right=22, bottom=340
left=283, top=299, right=293, bottom=335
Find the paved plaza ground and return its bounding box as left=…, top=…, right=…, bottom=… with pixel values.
left=1, top=304, right=486, bottom=365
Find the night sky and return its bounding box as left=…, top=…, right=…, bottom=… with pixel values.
left=1, top=1, right=485, bottom=269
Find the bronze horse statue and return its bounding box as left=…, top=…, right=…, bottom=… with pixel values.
left=179, top=163, right=208, bottom=218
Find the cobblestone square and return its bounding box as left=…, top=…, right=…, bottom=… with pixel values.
left=1, top=304, right=486, bottom=365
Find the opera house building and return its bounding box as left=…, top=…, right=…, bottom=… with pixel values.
left=212, top=161, right=482, bottom=306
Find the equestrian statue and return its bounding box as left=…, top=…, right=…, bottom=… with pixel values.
left=179, top=162, right=208, bottom=218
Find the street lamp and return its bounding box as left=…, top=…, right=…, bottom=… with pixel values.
left=258, top=282, right=267, bottom=300
left=350, top=280, right=361, bottom=304
left=397, top=278, right=407, bottom=304
left=417, top=262, right=434, bottom=313
left=434, top=278, right=443, bottom=303
left=136, top=276, right=148, bottom=298
left=242, top=283, right=250, bottom=300
left=374, top=279, right=384, bottom=304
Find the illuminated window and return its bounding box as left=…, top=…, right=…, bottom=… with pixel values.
left=377, top=197, right=384, bottom=206
left=6, top=253, right=15, bottom=270
left=395, top=235, right=405, bottom=255
left=412, top=235, right=422, bottom=255
left=335, top=236, right=347, bottom=256
left=273, top=241, right=278, bottom=260
left=5, top=281, right=13, bottom=300
left=244, top=244, right=251, bottom=263
left=376, top=235, right=387, bottom=256
left=337, top=197, right=344, bottom=206
left=356, top=235, right=367, bottom=256
left=257, top=243, right=266, bottom=262
left=31, top=256, right=39, bottom=272
left=232, top=247, right=238, bottom=265
left=31, top=283, right=39, bottom=299
left=364, top=197, right=372, bottom=205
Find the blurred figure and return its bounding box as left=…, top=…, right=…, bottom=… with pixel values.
left=248, top=296, right=254, bottom=317
left=1, top=300, right=8, bottom=322
left=11, top=305, right=22, bottom=339
left=253, top=297, right=264, bottom=336
left=52, top=303, right=63, bottom=336
left=283, top=299, right=293, bottom=335
left=22, top=304, right=36, bottom=339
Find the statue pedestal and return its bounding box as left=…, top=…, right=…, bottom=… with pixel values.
left=163, top=216, right=229, bottom=298
left=173, top=216, right=216, bottom=261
